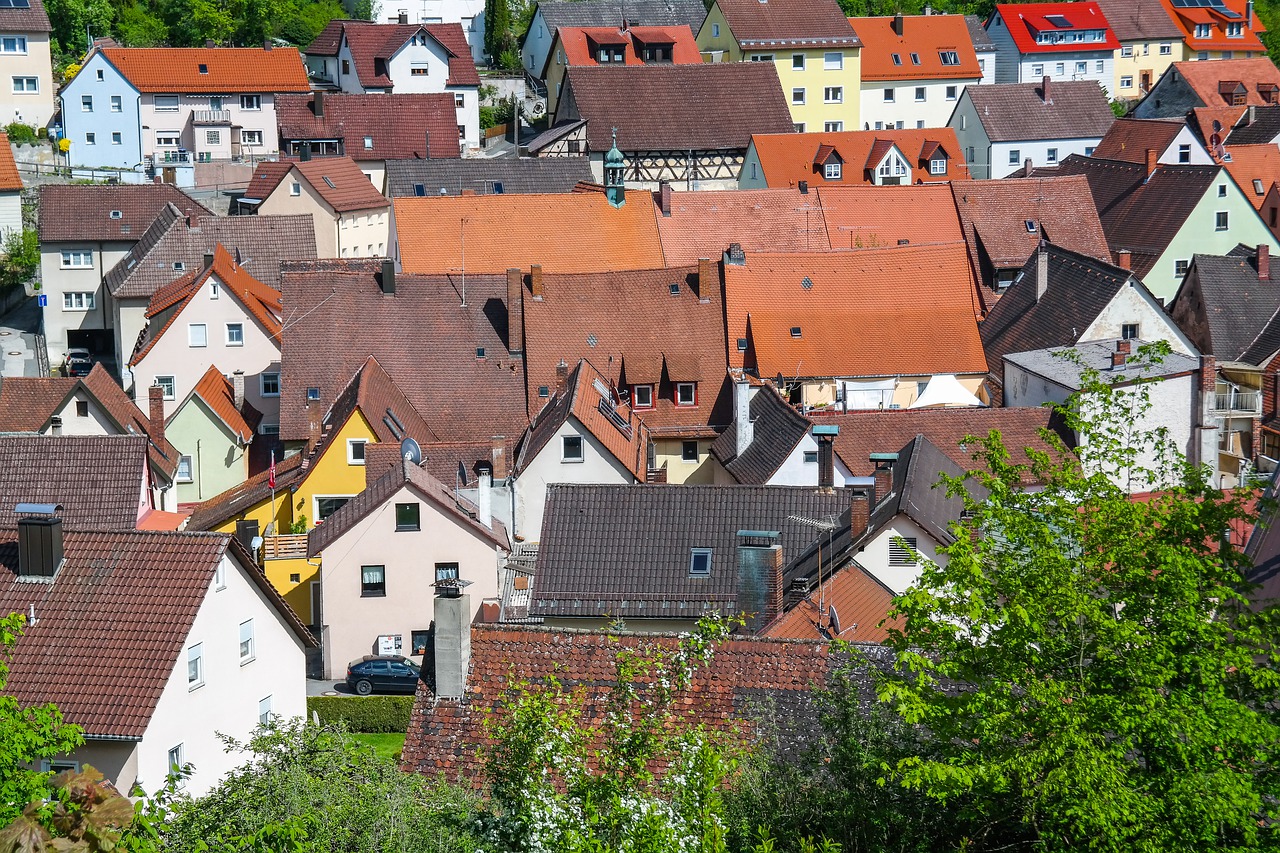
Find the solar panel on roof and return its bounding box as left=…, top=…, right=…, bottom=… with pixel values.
left=0, top=0, right=33, bottom=9
left=1044, top=14, right=1071, bottom=27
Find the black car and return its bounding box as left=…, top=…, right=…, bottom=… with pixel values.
left=345, top=655, right=421, bottom=695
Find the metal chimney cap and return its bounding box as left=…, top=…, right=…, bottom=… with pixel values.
left=15, top=503, right=61, bottom=516
left=432, top=577, right=473, bottom=598
left=811, top=424, right=840, bottom=436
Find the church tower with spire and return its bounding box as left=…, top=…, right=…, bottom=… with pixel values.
left=604, top=127, right=625, bottom=208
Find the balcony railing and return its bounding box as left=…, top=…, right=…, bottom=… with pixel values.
left=262, top=534, right=308, bottom=560
left=193, top=109, right=232, bottom=125
left=1213, top=391, right=1261, bottom=414
left=152, top=150, right=192, bottom=164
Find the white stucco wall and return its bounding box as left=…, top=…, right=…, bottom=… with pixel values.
left=49, top=390, right=122, bottom=435
left=859, top=77, right=979, bottom=130
left=764, top=432, right=858, bottom=486
left=40, top=241, right=132, bottom=364
left=856, top=514, right=943, bottom=593
left=523, top=9, right=556, bottom=77
left=1079, top=282, right=1198, bottom=355
left=989, top=137, right=1102, bottom=179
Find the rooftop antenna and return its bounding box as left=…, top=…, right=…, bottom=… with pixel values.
left=789, top=512, right=841, bottom=622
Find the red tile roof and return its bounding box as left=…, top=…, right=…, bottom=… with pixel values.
left=1170, top=57, right=1280, bottom=108
left=1092, top=117, right=1189, bottom=163
left=1159, top=0, right=1265, bottom=52
left=711, top=0, right=861, bottom=47
left=748, top=128, right=970, bottom=187
left=0, top=376, right=77, bottom=431
left=552, top=24, right=703, bottom=72
left=276, top=93, right=462, bottom=160
left=79, top=364, right=182, bottom=482
left=317, top=355, right=437, bottom=446
left=654, top=187, right=834, bottom=262
left=763, top=564, right=898, bottom=641
left=318, top=21, right=480, bottom=88
left=37, top=183, right=208, bottom=243
left=853, top=14, right=982, bottom=80
left=242, top=161, right=295, bottom=203
left=291, top=156, right=391, bottom=213
left=817, top=184, right=965, bottom=249
left=188, top=365, right=263, bottom=443
left=99, top=46, right=310, bottom=93
left=0, top=133, right=21, bottom=191
left=1219, top=142, right=1280, bottom=210
left=993, top=2, right=1121, bottom=54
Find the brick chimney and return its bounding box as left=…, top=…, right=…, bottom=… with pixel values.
left=871, top=452, right=896, bottom=506
left=1111, top=341, right=1128, bottom=369
left=203, top=251, right=214, bottom=269
left=232, top=370, right=245, bottom=411
left=555, top=359, right=569, bottom=394
left=813, top=424, right=838, bottom=492
left=697, top=256, right=716, bottom=299
left=1040, top=75, right=1050, bottom=103
left=1145, top=148, right=1158, bottom=180
left=530, top=264, right=544, bottom=299
left=490, top=435, right=508, bottom=480
left=849, top=485, right=870, bottom=540
left=1117, top=249, right=1132, bottom=270
left=1259, top=244, right=1271, bottom=280
left=148, top=384, right=166, bottom=446
left=1117, top=339, right=1132, bottom=354
left=659, top=181, right=672, bottom=216
left=506, top=268, right=524, bottom=356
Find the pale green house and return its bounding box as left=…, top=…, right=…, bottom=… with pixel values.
left=168, top=365, right=261, bottom=504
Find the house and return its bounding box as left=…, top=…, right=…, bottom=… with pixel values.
left=511, top=360, right=651, bottom=541
left=1092, top=0, right=1185, bottom=99
left=59, top=45, right=311, bottom=183
left=1002, top=338, right=1215, bottom=491
left=548, top=64, right=794, bottom=190
left=103, top=211, right=316, bottom=380
left=1220, top=103, right=1280, bottom=144
left=1051, top=153, right=1280, bottom=301
left=1091, top=117, right=1214, bottom=165
left=985, top=2, right=1120, bottom=88
left=165, top=366, right=262, bottom=504
left=0, top=518, right=314, bottom=797
left=128, top=245, right=282, bottom=429
left=739, top=127, right=970, bottom=187
left=652, top=185, right=838, bottom=259
left=1158, top=0, right=1265, bottom=61
left=37, top=183, right=208, bottom=365
left=1134, top=57, right=1280, bottom=118
left=0, top=365, right=184, bottom=512
left=516, top=262, right=728, bottom=483
left=303, top=19, right=480, bottom=151
left=0, top=0, right=52, bottom=127
left=965, top=14, right=999, bottom=82
left=950, top=175, right=1112, bottom=291
left=695, top=0, right=862, bottom=132
left=307, top=456, right=508, bottom=679
left=1217, top=141, right=1280, bottom=236
left=723, top=244, right=988, bottom=410
left=521, top=0, right=708, bottom=80
left=0, top=134, right=22, bottom=240
left=979, top=242, right=1197, bottom=399
left=0, top=434, right=155, bottom=530
left=541, top=23, right=702, bottom=114
left=948, top=78, right=1115, bottom=179
left=392, top=187, right=665, bottom=274
left=853, top=14, right=984, bottom=131
left=250, top=156, right=391, bottom=259
left=384, top=156, right=593, bottom=197
left=274, top=92, right=461, bottom=193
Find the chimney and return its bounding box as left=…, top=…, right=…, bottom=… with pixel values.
left=724, top=242, right=746, bottom=266
left=1041, top=75, right=1050, bottom=102
left=16, top=506, right=63, bottom=579
left=1116, top=339, right=1132, bottom=354
left=798, top=180, right=808, bottom=194
left=1117, top=249, right=1132, bottom=270
left=697, top=256, right=715, bottom=299
left=490, top=436, right=508, bottom=480
left=735, top=531, right=783, bottom=633
left=506, top=268, right=524, bottom=356
left=264, top=39, right=273, bottom=50
left=49, top=415, right=62, bottom=436
left=476, top=472, right=493, bottom=529
left=734, top=380, right=753, bottom=456
left=849, top=484, right=871, bottom=540
left=431, top=588, right=471, bottom=699
left=1111, top=348, right=1127, bottom=370
left=659, top=181, right=672, bottom=216
left=186, top=214, right=198, bottom=229
left=1036, top=244, right=1049, bottom=302
left=148, top=384, right=166, bottom=447
left=555, top=359, right=569, bottom=394
left=1249, top=104, right=1258, bottom=125
left=398, top=8, right=409, bottom=23
left=1259, top=244, right=1271, bottom=280
left=205, top=38, right=215, bottom=48
left=203, top=252, right=214, bottom=270
left=232, top=370, right=245, bottom=411
left=1024, top=157, right=1033, bottom=177
left=1249, top=0, right=1255, bottom=27
left=871, top=452, right=897, bottom=507
left=813, top=425, right=838, bottom=491
left=379, top=258, right=396, bottom=294
left=892, top=12, right=904, bottom=35
left=299, top=143, right=312, bottom=162
left=530, top=264, right=544, bottom=298
left=313, top=91, right=324, bottom=117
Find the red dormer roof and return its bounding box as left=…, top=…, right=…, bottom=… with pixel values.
left=554, top=24, right=703, bottom=70
left=993, top=2, right=1121, bottom=54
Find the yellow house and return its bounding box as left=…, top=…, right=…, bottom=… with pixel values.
left=1095, top=0, right=1186, bottom=100
left=696, top=0, right=862, bottom=131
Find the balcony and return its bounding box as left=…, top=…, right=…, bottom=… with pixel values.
left=151, top=150, right=192, bottom=164
left=1212, top=390, right=1261, bottom=415
left=193, top=109, right=232, bottom=125
left=262, top=534, right=308, bottom=560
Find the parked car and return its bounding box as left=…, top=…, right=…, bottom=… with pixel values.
left=345, top=655, right=421, bottom=695
left=64, top=348, right=93, bottom=377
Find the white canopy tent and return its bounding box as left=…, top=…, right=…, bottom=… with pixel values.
left=908, top=374, right=983, bottom=409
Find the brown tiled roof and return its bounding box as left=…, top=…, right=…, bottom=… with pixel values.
left=710, top=384, right=811, bottom=484
left=277, top=259, right=528, bottom=447
left=38, top=184, right=208, bottom=243
left=187, top=366, right=263, bottom=443
left=315, top=21, right=480, bottom=88
left=965, top=80, right=1116, bottom=143
left=276, top=93, right=461, bottom=160
left=308, top=458, right=507, bottom=556
left=402, top=624, right=859, bottom=783
left=0, top=134, right=21, bottom=191
left=0, top=531, right=314, bottom=739
left=519, top=266, right=728, bottom=432
left=551, top=24, right=703, bottom=74
left=100, top=46, right=311, bottom=93
left=319, top=355, right=437, bottom=446
left=560, top=64, right=794, bottom=151
left=1092, top=118, right=1187, bottom=163
left=749, top=128, right=970, bottom=187
left=242, top=161, right=294, bottom=203
left=0, top=376, right=76, bottom=431
left=1166, top=58, right=1280, bottom=109
left=185, top=451, right=304, bottom=531
left=0, top=434, right=148, bottom=530
left=654, top=187, right=833, bottom=263
left=0, top=0, right=49, bottom=33
left=291, top=157, right=390, bottom=213
left=105, top=214, right=318, bottom=300
left=712, top=0, right=860, bottom=47
left=1092, top=0, right=1182, bottom=41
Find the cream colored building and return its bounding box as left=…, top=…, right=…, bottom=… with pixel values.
left=256, top=157, right=391, bottom=259
left=1094, top=0, right=1185, bottom=100
left=0, top=0, right=53, bottom=129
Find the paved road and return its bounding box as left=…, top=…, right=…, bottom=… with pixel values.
left=0, top=294, right=43, bottom=378
left=307, top=677, right=355, bottom=697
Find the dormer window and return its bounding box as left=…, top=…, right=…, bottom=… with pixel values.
left=825, top=161, right=842, bottom=179
left=675, top=382, right=696, bottom=406
left=632, top=384, right=654, bottom=409
left=874, top=149, right=910, bottom=185
left=1195, top=23, right=1212, bottom=39
left=929, top=156, right=947, bottom=175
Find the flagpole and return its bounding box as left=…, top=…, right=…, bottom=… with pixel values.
left=269, top=447, right=276, bottom=534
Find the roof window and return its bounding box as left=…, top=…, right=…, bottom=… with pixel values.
left=538, top=385, right=549, bottom=397
left=109, top=210, right=122, bottom=219
left=790, top=326, right=802, bottom=338
left=669, top=282, right=680, bottom=295
left=801, top=276, right=813, bottom=290
left=413, top=183, right=426, bottom=196
left=198, top=63, right=208, bottom=74
left=322, top=176, right=336, bottom=188
left=736, top=337, right=748, bottom=352
left=476, top=346, right=486, bottom=358
left=306, top=387, right=320, bottom=400
left=910, top=52, right=920, bottom=65
left=939, top=50, right=959, bottom=65
left=891, top=53, right=901, bottom=65
left=689, top=548, right=712, bottom=577
left=1025, top=220, right=1038, bottom=233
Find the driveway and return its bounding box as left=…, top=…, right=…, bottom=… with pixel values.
left=0, top=294, right=44, bottom=378
left=307, top=678, right=355, bottom=697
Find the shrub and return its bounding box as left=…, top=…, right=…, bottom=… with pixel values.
left=306, top=694, right=413, bottom=733
left=4, top=123, right=36, bottom=145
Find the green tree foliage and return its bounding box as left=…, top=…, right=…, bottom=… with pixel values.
left=838, top=0, right=994, bottom=19
left=483, top=0, right=514, bottom=65
left=0, top=229, right=41, bottom=293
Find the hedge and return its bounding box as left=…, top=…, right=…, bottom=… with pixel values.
left=306, top=695, right=414, bottom=733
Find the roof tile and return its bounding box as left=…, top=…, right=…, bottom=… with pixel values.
left=277, top=93, right=461, bottom=160
left=100, top=46, right=311, bottom=93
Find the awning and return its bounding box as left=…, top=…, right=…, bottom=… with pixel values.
left=909, top=374, right=984, bottom=409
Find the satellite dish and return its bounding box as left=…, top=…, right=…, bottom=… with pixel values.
left=827, top=604, right=841, bottom=637
left=1213, top=119, right=1223, bottom=133
left=401, top=437, right=422, bottom=465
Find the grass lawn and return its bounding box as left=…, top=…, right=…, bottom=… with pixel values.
left=352, top=732, right=406, bottom=763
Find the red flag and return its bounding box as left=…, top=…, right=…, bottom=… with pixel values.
left=268, top=454, right=276, bottom=490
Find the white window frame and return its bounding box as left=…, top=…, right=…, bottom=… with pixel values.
left=1121, top=45, right=1133, bottom=57
left=792, top=53, right=805, bottom=69
left=85, top=132, right=96, bottom=145
left=225, top=322, right=244, bottom=346
left=882, top=87, right=894, bottom=103
left=176, top=455, right=193, bottom=482
left=561, top=434, right=584, bottom=462
left=676, top=382, right=696, bottom=406
left=155, top=131, right=180, bottom=147
left=347, top=438, right=367, bottom=465
left=239, top=94, right=261, bottom=110
left=1120, top=75, right=1133, bottom=89
left=824, top=161, right=842, bottom=179
left=168, top=744, right=184, bottom=778
left=290, top=181, right=301, bottom=197
left=632, top=384, right=654, bottom=408
left=187, top=643, right=203, bottom=689
left=945, top=85, right=957, bottom=101
left=188, top=323, right=207, bottom=348
left=111, top=131, right=121, bottom=145
left=258, top=695, right=272, bottom=725
left=1160, top=43, right=1172, bottom=55
left=824, top=121, right=843, bottom=132
left=929, top=157, right=947, bottom=175
left=1008, top=148, right=1021, bottom=165
left=689, top=548, right=712, bottom=576
left=240, top=130, right=263, bottom=145
left=110, top=94, right=122, bottom=112
left=11, top=76, right=36, bottom=93
left=62, top=291, right=95, bottom=310
left=914, top=86, right=926, bottom=102
left=1046, top=148, right=1058, bottom=164
left=823, top=51, right=843, bottom=70
left=711, top=22, right=719, bottom=37
left=154, top=95, right=179, bottom=112
left=239, top=619, right=255, bottom=664
left=0, top=36, right=25, bottom=53
left=791, top=87, right=805, bottom=104
left=215, top=560, right=226, bottom=590
left=81, top=95, right=92, bottom=112
left=60, top=250, right=92, bottom=269
left=41, top=759, right=79, bottom=774
left=155, top=375, right=176, bottom=400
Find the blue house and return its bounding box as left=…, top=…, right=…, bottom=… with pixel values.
left=59, top=49, right=142, bottom=174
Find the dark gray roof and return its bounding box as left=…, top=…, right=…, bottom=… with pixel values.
left=524, top=119, right=587, bottom=155
left=1181, top=245, right=1280, bottom=363
left=1091, top=0, right=1182, bottom=41
left=0, top=434, right=148, bottom=530
left=0, top=0, right=50, bottom=33
left=966, top=81, right=1116, bottom=143
left=1225, top=106, right=1280, bottom=144
left=385, top=157, right=593, bottom=197
left=534, top=0, right=707, bottom=37
left=964, top=14, right=995, bottom=51
left=1004, top=338, right=1200, bottom=388
left=531, top=483, right=849, bottom=619
left=710, top=385, right=811, bottom=484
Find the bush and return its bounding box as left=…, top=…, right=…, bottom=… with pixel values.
left=306, top=694, right=413, bottom=733
left=4, top=123, right=36, bottom=145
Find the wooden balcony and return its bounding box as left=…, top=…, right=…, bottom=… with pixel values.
left=262, top=534, right=308, bottom=560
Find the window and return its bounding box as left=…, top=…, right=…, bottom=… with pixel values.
left=154, top=94, right=179, bottom=112
left=111, top=131, right=121, bottom=145
left=711, top=22, right=719, bottom=37
left=681, top=440, right=698, bottom=462
left=457, top=125, right=465, bottom=140
left=188, top=323, right=207, bottom=347
left=239, top=94, right=261, bottom=110
left=689, top=548, right=712, bottom=577
left=1075, top=61, right=1087, bottom=74
left=882, top=87, right=894, bottom=102
left=395, top=502, right=420, bottom=531
left=155, top=375, right=175, bottom=400
left=410, top=65, right=429, bottom=75
left=225, top=322, right=244, bottom=346
left=11, top=76, right=35, bottom=92
left=156, top=131, right=180, bottom=147
left=794, top=123, right=805, bottom=132
left=317, top=496, right=348, bottom=521
left=1056, top=62, right=1065, bottom=75
left=41, top=759, right=79, bottom=774
left=347, top=438, right=366, bottom=465
left=1122, top=323, right=1140, bottom=340
left=676, top=382, right=696, bottom=406
left=1085, top=146, right=1095, bottom=156
left=1216, top=211, right=1229, bottom=230
left=791, top=87, right=805, bottom=104
left=562, top=435, right=584, bottom=461
left=206, top=130, right=220, bottom=145
left=85, top=133, right=95, bottom=145
left=1256, top=179, right=1267, bottom=195
left=1198, top=51, right=1209, bottom=61
left=939, top=50, right=959, bottom=66
left=290, top=181, right=301, bottom=197
left=0, top=36, right=24, bottom=53
left=632, top=384, right=654, bottom=408
left=1008, top=149, right=1021, bottom=165
left=361, top=565, right=386, bottom=597
left=824, top=161, right=842, bottom=179
left=1032, top=63, right=1044, bottom=76
left=1121, top=45, right=1133, bottom=57
left=1046, top=147, right=1058, bottom=163
left=1195, top=23, right=1211, bottom=39
left=945, top=85, right=957, bottom=100
left=60, top=250, right=92, bottom=269
left=260, top=372, right=280, bottom=396
left=168, top=745, right=184, bottom=778
left=910, top=52, right=920, bottom=65
left=187, top=644, right=203, bottom=688
left=215, top=560, right=225, bottom=590
left=435, top=562, right=459, bottom=584
left=341, top=59, right=350, bottom=74
left=824, top=51, right=842, bottom=70
left=258, top=696, right=272, bottom=725
left=825, top=86, right=843, bottom=103
left=1095, top=60, right=1104, bottom=73
left=241, top=130, right=263, bottom=145
left=411, top=630, right=431, bottom=655
left=363, top=135, right=373, bottom=150
left=75, top=400, right=89, bottom=418
left=792, top=53, right=805, bottom=69
left=1120, top=75, right=1133, bottom=88
left=1175, top=259, right=1190, bottom=276
left=929, top=157, right=947, bottom=175
left=81, top=95, right=92, bottom=112
left=823, top=121, right=843, bottom=133
left=959, top=114, right=965, bottom=130
left=62, top=292, right=95, bottom=310
left=1160, top=43, right=1172, bottom=55
left=177, top=456, right=192, bottom=482
left=1218, top=184, right=1228, bottom=197
left=888, top=536, right=919, bottom=567
left=914, top=86, right=925, bottom=102
left=239, top=619, right=254, bottom=663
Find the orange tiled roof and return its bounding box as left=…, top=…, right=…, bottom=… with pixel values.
left=654, top=187, right=833, bottom=263
left=1159, top=0, right=1265, bottom=52
left=0, top=133, right=22, bottom=192
left=725, top=245, right=988, bottom=379
left=552, top=24, right=703, bottom=72
left=100, top=47, right=310, bottom=93
left=815, top=184, right=964, bottom=249
left=1190, top=105, right=1246, bottom=146
left=1220, top=142, right=1280, bottom=209
left=189, top=365, right=262, bottom=443
left=292, top=156, right=390, bottom=213
left=749, top=128, right=970, bottom=188
left=853, top=14, right=982, bottom=81
left=393, top=190, right=665, bottom=274
left=1172, top=57, right=1280, bottom=108
left=762, top=564, right=899, bottom=642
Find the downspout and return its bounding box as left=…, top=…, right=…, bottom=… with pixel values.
left=196, top=438, right=202, bottom=500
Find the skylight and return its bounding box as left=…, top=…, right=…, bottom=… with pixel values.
left=322, top=176, right=336, bottom=188
left=1025, top=220, right=1038, bottom=233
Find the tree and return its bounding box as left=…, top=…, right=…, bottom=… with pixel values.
left=43, top=0, right=113, bottom=61
left=0, top=613, right=84, bottom=828
left=869, top=348, right=1280, bottom=851
left=483, top=0, right=513, bottom=65
left=0, top=230, right=40, bottom=293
